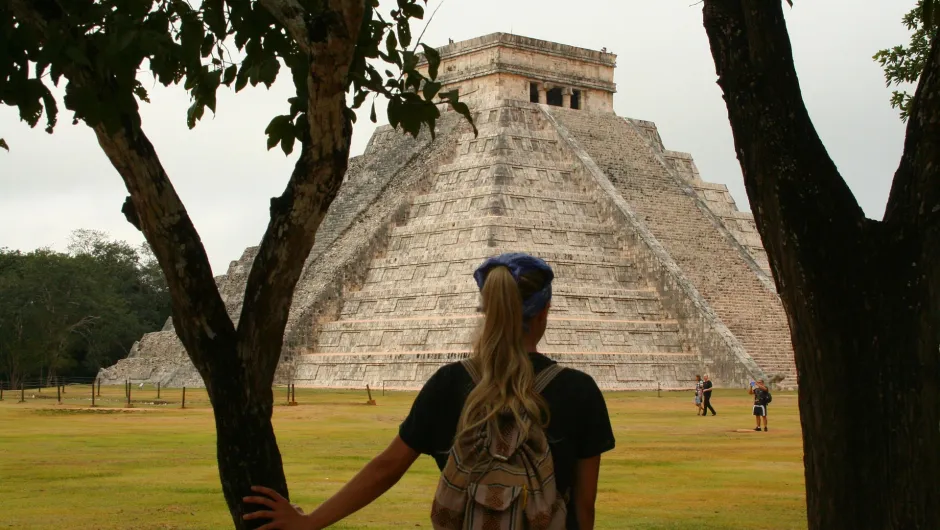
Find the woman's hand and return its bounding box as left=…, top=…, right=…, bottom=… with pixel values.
left=243, top=486, right=313, bottom=530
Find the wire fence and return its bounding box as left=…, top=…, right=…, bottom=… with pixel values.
left=0, top=378, right=387, bottom=409
left=0, top=380, right=300, bottom=409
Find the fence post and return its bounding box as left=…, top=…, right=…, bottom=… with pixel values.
left=382, top=380, right=385, bottom=396
left=1, top=385, right=4, bottom=401
left=157, top=382, right=161, bottom=399
left=97, top=379, right=101, bottom=397
left=286, top=384, right=291, bottom=405
left=657, top=382, right=661, bottom=398
left=19, top=383, right=25, bottom=403
left=91, top=383, right=96, bottom=407
left=181, top=387, right=186, bottom=409
left=57, top=378, right=62, bottom=404
left=126, top=381, right=132, bottom=408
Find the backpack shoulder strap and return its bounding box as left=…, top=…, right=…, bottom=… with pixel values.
left=534, top=363, right=565, bottom=393
left=461, top=358, right=481, bottom=385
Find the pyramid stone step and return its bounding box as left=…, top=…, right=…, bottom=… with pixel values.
left=339, top=291, right=668, bottom=321
left=362, top=264, right=647, bottom=292
left=344, top=284, right=658, bottom=301
left=313, top=316, right=684, bottom=354
left=405, top=198, right=602, bottom=224
left=370, top=246, right=632, bottom=269
left=429, top=165, right=586, bottom=194
left=292, top=351, right=701, bottom=391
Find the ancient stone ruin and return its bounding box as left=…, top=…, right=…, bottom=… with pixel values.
left=99, top=33, right=795, bottom=390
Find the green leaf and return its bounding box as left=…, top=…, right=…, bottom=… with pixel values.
left=386, top=31, right=402, bottom=67
left=65, top=47, right=91, bottom=67
left=267, top=131, right=280, bottom=150
left=280, top=133, right=296, bottom=155
left=235, top=67, right=250, bottom=92
left=201, top=34, right=215, bottom=58
left=421, top=44, right=441, bottom=80
left=117, top=30, right=139, bottom=52
left=259, top=57, right=281, bottom=88
left=402, top=51, right=419, bottom=73
left=186, top=102, right=205, bottom=129
left=397, top=18, right=413, bottom=49
left=352, top=89, right=369, bottom=110
left=370, top=102, right=377, bottom=123
left=441, top=92, right=477, bottom=136
left=223, top=65, right=237, bottom=86
left=203, top=0, right=228, bottom=35
left=423, top=80, right=442, bottom=101
left=0, top=139, right=8, bottom=152
left=133, top=84, right=150, bottom=103
left=264, top=115, right=294, bottom=152
left=387, top=98, right=403, bottom=129
left=402, top=3, right=425, bottom=19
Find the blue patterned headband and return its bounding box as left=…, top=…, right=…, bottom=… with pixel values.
left=473, top=252, right=554, bottom=321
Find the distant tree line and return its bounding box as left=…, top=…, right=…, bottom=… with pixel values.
left=0, top=229, right=171, bottom=387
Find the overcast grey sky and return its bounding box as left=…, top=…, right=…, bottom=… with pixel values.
left=0, top=1, right=915, bottom=274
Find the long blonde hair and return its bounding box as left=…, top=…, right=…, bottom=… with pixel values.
left=458, top=266, right=549, bottom=441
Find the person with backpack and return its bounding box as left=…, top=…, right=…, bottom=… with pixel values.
left=242, top=252, right=616, bottom=529
left=748, top=378, right=772, bottom=432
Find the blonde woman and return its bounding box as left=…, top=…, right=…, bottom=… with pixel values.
left=244, top=253, right=616, bottom=529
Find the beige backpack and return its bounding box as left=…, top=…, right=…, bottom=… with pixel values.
left=430, top=360, right=568, bottom=530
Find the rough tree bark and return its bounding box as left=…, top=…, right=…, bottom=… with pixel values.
left=10, top=1, right=364, bottom=528
left=703, top=2, right=940, bottom=528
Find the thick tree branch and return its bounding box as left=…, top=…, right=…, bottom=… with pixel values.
left=258, top=0, right=313, bottom=55
left=703, top=0, right=867, bottom=280
left=237, top=0, right=365, bottom=383
left=93, top=123, right=237, bottom=374
left=885, top=31, right=940, bottom=230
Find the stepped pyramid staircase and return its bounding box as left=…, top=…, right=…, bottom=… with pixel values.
left=287, top=101, right=786, bottom=390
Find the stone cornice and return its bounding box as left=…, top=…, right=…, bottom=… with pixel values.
left=432, top=63, right=617, bottom=93
left=419, top=32, right=616, bottom=66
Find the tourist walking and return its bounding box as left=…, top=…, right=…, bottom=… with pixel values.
left=701, top=374, right=716, bottom=416
left=749, top=379, right=771, bottom=432
left=244, top=252, right=616, bottom=530
left=694, top=374, right=704, bottom=415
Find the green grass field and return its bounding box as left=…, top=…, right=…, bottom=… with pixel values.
left=0, top=384, right=807, bottom=529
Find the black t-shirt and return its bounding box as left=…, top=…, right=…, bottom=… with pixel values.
left=399, top=352, right=616, bottom=529
left=703, top=380, right=713, bottom=395
left=753, top=387, right=769, bottom=405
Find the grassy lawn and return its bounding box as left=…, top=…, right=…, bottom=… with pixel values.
left=0, top=384, right=806, bottom=529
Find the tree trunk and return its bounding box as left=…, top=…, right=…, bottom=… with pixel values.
left=199, top=338, right=289, bottom=528
left=702, top=1, right=940, bottom=528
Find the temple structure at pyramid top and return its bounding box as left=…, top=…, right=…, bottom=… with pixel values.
left=99, top=33, right=795, bottom=390
left=417, top=33, right=617, bottom=112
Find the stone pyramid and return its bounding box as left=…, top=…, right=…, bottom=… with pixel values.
left=100, top=33, right=795, bottom=390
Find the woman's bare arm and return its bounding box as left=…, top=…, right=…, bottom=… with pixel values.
left=572, top=455, right=601, bottom=530
left=304, top=435, right=419, bottom=529
left=244, top=435, right=419, bottom=530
